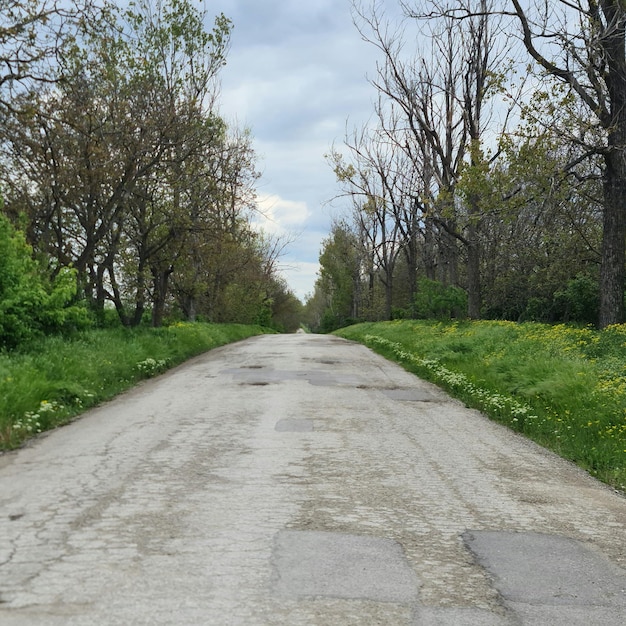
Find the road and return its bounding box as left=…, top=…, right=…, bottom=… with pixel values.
left=1, top=333, right=625, bottom=625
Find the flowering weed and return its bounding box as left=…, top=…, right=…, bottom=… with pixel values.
left=136, top=358, right=168, bottom=377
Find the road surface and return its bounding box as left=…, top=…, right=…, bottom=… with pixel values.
left=1, top=333, right=625, bottom=625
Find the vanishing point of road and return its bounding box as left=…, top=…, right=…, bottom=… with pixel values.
left=1, top=333, right=625, bottom=625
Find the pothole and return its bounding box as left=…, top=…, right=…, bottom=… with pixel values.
left=275, top=418, right=314, bottom=432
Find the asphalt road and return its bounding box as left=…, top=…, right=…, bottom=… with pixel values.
left=1, top=333, right=625, bottom=625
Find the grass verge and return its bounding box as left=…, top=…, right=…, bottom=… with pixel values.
left=0, top=322, right=270, bottom=450
left=336, top=320, right=626, bottom=492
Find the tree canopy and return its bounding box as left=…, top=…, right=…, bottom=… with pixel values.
left=0, top=0, right=300, bottom=345
left=306, top=0, right=615, bottom=330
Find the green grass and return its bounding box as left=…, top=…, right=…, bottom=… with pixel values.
left=0, top=322, right=270, bottom=449
left=336, top=320, right=626, bottom=492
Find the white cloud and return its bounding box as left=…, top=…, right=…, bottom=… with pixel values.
left=253, top=193, right=311, bottom=236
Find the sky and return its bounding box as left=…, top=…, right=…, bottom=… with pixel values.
left=212, top=0, right=393, bottom=302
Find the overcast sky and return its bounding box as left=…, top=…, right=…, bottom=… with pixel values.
left=212, top=0, right=395, bottom=301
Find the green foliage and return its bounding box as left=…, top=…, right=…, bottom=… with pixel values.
left=336, top=320, right=626, bottom=491
left=391, top=307, right=409, bottom=320
left=0, top=214, right=89, bottom=349
left=0, top=322, right=270, bottom=448
left=319, top=310, right=344, bottom=333
left=553, top=273, right=599, bottom=324
left=414, top=278, right=468, bottom=320
left=519, top=273, right=600, bottom=324
left=318, top=223, right=360, bottom=314
left=305, top=221, right=362, bottom=332
left=253, top=300, right=273, bottom=328
left=124, top=0, right=232, bottom=93
left=0, top=0, right=274, bottom=331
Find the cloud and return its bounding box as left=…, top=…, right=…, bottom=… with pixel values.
left=212, top=0, right=386, bottom=298
left=251, top=194, right=321, bottom=301
left=253, top=193, right=311, bottom=236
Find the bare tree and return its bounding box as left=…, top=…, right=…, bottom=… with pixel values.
left=352, top=0, right=508, bottom=318
left=330, top=122, right=410, bottom=319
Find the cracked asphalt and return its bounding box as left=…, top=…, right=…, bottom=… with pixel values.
left=1, top=333, right=625, bottom=625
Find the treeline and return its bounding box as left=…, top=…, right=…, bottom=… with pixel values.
left=0, top=0, right=301, bottom=349
left=304, top=1, right=624, bottom=332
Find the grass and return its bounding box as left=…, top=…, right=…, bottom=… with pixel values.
left=335, top=320, right=626, bottom=493
left=0, top=322, right=270, bottom=450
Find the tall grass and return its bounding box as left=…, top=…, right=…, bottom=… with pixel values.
left=0, top=322, right=269, bottom=449
left=336, top=320, right=626, bottom=492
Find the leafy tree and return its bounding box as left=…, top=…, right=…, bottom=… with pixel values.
left=1, top=0, right=238, bottom=327
left=553, top=273, right=600, bottom=324
left=477, top=109, right=603, bottom=321
left=316, top=221, right=363, bottom=328
left=268, top=281, right=303, bottom=332
left=1, top=1, right=297, bottom=332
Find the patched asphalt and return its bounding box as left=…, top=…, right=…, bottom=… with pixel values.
left=1, top=333, right=625, bottom=624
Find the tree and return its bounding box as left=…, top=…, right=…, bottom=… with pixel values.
left=507, top=0, right=626, bottom=327
left=170, top=125, right=262, bottom=323
left=481, top=135, right=603, bottom=320
left=318, top=221, right=363, bottom=325
left=330, top=124, right=410, bottom=320
left=0, top=0, right=95, bottom=105
left=0, top=0, right=235, bottom=326
left=352, top=0, right=510, bottom=318
left=1, top=1, right=296, bottom=331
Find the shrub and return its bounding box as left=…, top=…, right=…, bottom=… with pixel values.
left=414, top=278, right=468, bottom=319
left=0, top=214, right=89, bottom=349
left=553, top=273, right=599, bottom=324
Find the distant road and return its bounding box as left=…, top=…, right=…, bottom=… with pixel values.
left=1, top=334, right=625, bottom=625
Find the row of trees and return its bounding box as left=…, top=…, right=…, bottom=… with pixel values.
left=0, top=0, right=301, bottom=347
left=305, top=0, right=625, bottom=331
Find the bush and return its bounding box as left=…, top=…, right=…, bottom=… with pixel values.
left=553, top=273, right=599, bottom=324
left=414, top=278, right=468, bottom=319
left=0, top=214, right=89, bottom=349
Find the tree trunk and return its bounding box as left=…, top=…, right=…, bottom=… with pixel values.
left=466, top=235, right=481, bottom=319
left=182, top=294, right=197, bottom=322
left=466, top=194, right=482, bottom=319
left=599, top=145, right=626, bottom=327
left=441, top=227, right=459, bottom=286
left=423, top=216, right=437, bottom=280
left=599, top=11, right=626, bottom=328
left=151, top=266, right=174, bottom=327
left=383, top=272, right=394, bottom=320
left=107, top=264, right=131, bottom=327
left=403, top=232, right=419, bottom=317
left=131, top=265, right=147, bottom=327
